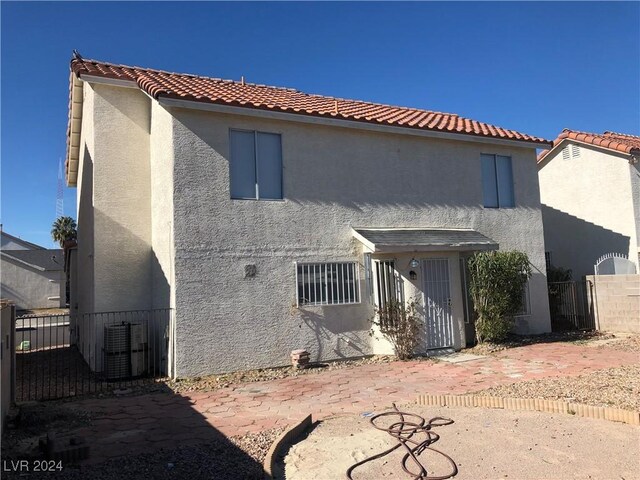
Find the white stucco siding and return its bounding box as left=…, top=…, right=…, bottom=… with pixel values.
left=75, top=83, right=96, bottom=314
left=90, top=84, right=152, bottom=312
left=0, top=258, right=62, bottom=310
left=150, top=102, right=175, bottom=310
left=169, top=108, right=550, bottom=376
left=539, top=144, right=639, bottom=278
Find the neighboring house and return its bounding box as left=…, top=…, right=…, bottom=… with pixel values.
left=0, top=231, right=65, bottom=310
left=538, top=130, right=640, bottom=279
left=65, top=53, right=552, bottom=376
left=1, top=230, right=44, bottom=251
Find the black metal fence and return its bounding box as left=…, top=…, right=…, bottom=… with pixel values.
left=15, top=309, right=174, bottom=402
left=547, top=281, right=596, bottom=331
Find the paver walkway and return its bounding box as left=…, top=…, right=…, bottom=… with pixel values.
left=63, top=341, right=638, bottom=464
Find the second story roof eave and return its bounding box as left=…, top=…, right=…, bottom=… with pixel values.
left=65, top=54, right=553, bottom=185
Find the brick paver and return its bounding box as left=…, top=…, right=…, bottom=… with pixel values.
left=63, top=341, right=638, bottom=464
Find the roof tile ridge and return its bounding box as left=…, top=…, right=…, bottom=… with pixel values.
left=603, top=131, right=640, bottom=140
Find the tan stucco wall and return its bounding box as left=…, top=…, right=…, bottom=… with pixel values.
left=75, top=82, right=95, bottom=315
left=150, top=102, right=175, bottom=311
left=539, top=143, right=639, bottom=278
left=92, top=84, right=152, bottom=312
left=586, top=274, right=640, bottom=333
left=76, top=84, right=153, bottom=314
left=168, top=107, right=551, bottom=376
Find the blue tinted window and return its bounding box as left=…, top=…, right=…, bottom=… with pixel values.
left=229, top=130, right=283, bottom=200
left=229, top=130, right=256, bottom=199
left=256, top=133, right=282, bottom=200
left=481, top=154, right=514, bottom=208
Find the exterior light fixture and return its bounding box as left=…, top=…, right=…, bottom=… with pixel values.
left=409, top=258, right=419, bottom=268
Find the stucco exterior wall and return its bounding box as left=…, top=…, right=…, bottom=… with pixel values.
left=75, top=83, right=96, bottom=315
left=87, top=84, right=152, bottom=313
left=539, top=144, right=639, bottom=279
left=0, top=258, right=62, bottom=310
left=168, top=107, right=550, bottom=376
left=150, top=102, right=175, bottom=310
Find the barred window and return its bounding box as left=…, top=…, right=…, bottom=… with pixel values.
left=296, top=262, right=360, bottom=306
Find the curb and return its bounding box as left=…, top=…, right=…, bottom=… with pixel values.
left=263, top=414, right=313, bottom=479
left=416, top=394, right=640, bottom=425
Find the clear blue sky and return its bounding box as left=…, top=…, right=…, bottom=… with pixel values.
left=2, top=2, right=639, bottom=248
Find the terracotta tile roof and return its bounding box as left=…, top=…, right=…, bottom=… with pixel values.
left=537, top=129, right=640, bottom=162
left=69, top=55, right=550, bottom=146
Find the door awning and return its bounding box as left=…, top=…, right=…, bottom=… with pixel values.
left=352, top=228, right=499, bottom=253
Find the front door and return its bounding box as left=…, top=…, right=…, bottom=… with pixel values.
left=422, top=258, right=454, bottom=349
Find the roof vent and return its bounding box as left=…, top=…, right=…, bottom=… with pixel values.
left=562, top=146, right=570, bottom=160
left=571, top=145, right=580, bottom=158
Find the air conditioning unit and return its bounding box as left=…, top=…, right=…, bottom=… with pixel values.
left=104, top=322, right=149, bottom=379
left=104, top=324, right=130, bottom=380
left=130, top=323, right=148, bottom=377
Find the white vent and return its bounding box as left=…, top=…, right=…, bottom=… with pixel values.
left=571, top=145, right=581, bottom=157
left=562, top=147, right=570, bottom=160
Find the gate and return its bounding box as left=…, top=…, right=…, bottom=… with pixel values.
left=15, top=309, right=174, bottom=402
left=423, top=258, right=454, bottom=349
left=547, top=281, right=595, bottom=331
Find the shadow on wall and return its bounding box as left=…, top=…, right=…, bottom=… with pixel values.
left=171, top=108, right=541, bottom=211
left=297, top=305, right=369, bottom=361
left=542, top=204, right=630, bottom=280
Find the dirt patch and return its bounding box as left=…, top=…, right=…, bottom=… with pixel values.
left=1, top=403, right=94, bottom=462
left=282, top=405, right=640, bottom=480
left=166, top=355, right=407, bottom=394
left=1, top=428, right=284, bottom=480
left=473, top=364, right=640, bottom=411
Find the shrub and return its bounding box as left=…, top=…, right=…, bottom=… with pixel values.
left=370, top=297, right=422, bottom=360
left=468, top=251, right=532, bottom=343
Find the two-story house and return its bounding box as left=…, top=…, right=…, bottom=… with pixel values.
left=538, top=129, right=640, bottom=279
left=66, top=53, right=552, bottom=377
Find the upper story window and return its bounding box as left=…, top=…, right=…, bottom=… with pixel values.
left=481, top=154, right=515, bottom=208
left=229, top=129, right=283, bottom=200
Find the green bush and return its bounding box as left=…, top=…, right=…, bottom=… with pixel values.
left=370, top=297, right=422, bottom=360
left=468, top=251, right=532, bottom=343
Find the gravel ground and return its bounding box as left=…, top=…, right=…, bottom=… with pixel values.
left=1, top=428, right=284, bottom=480
left=596, top=333, right=640, bottom=353
left=473, top=364, right=640, bottom=410
left=166, top=355, right=405, bottom=393
left=465, top=330, right=614, bottom=355
left=471, top=334, right=640, bottom=411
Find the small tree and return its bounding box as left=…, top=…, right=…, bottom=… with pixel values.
left=468, top=251, right=532, bottom=343
left=370, top=297, right=422, bottom=360
left=51, top=216, right=77, bottom=248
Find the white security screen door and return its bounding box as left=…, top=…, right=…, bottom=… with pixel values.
left=422, top=258, right=454, bottom=349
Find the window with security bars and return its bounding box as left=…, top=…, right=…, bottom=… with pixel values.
left=296, top=262, right=360, bottom=306
left=374, top=260, right=404, bottom=308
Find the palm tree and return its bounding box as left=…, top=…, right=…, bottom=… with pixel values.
left=51, top=216, right=77, bottom=248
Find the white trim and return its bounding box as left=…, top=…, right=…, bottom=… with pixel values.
left=79, top=74, right=138, bottom=89
left=158, top=97, right=548, bottom=149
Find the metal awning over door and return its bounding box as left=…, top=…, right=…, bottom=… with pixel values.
left=352, top=228, right=498, bottom=253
